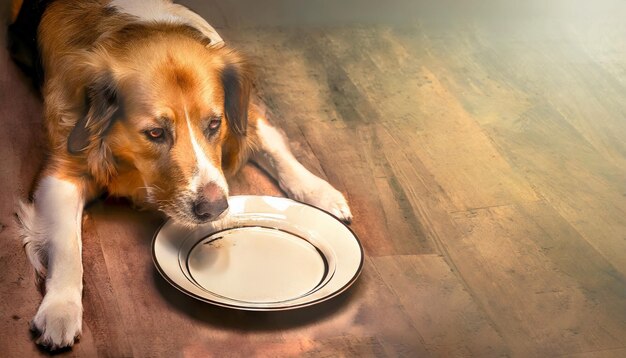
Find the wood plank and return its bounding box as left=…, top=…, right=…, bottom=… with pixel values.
left=565, top=347, right=626, bottom=358
left=81, top=213, right=134, bottom=357
left=308, top=28, right=541, bottom=213
left=371, top=254, right=509, bottom=357
left=516, top=200, right=626, bottom=312
left=449, top=204, right=626, bottom=356
left=178, top=335, right=388, bottom=357
left=398, top=24, right=626, bottom=276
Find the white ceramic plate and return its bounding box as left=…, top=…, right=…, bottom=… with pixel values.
left=152, top=195, right=364, bottom=310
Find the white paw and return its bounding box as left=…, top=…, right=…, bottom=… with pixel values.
left=289, top=175, right=353, bottom=223
left=31, top=292, right=82, bottom=350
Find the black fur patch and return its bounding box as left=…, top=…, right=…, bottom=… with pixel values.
left=221, top=64, right=250, bottom=136
left=68, top=72, right=120, bottom=154
left=7, top=0, right=53, bottom=88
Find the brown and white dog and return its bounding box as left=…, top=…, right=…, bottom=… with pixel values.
left=9, top=0, right=352, bottom=350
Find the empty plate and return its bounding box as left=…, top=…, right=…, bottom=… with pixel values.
left=152, top=195, right=364, bottom=310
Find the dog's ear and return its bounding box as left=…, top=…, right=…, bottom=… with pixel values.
left=220, top=52, right=251, bottom=137
left=68, top=71, right=119, bottom=154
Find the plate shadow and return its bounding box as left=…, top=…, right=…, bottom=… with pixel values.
left=152, top=267, right=363, bottom=332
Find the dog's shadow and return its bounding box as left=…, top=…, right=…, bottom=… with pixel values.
left=152, top=267, right=362, bottom=331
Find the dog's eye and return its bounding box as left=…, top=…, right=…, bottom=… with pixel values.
left=145, top=128, right=165, bottom=141
left=207, top=118, right=221, bottom=133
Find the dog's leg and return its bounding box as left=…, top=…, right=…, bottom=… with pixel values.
left=18, top=175, right=86, bottom=350
left=250, top=117, right=353, bottom=222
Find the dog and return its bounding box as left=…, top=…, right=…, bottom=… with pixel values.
left=9, top=0, right=352, bottom=350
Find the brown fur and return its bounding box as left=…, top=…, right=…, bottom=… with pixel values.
left=37, top=0, right=257, bottom=221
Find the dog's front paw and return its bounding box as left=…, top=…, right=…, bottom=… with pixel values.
left=31, top=292, right=82, bottom=350
left=290, top=176, right=353, bottom=223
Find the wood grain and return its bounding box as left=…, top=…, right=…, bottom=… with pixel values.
left=2, top=1, right=626, bottom=356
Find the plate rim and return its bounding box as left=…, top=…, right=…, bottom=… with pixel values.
left=151, top=195, right=364, bottom=311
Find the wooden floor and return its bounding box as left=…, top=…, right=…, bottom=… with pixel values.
left=2, top=1, right=626, bottom=357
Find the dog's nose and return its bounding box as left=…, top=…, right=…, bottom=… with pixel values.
left=193, top=199, right=227, bottom=221
left=193, top=183, right=228, bottom=221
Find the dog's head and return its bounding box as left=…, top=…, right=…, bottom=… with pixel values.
left=68, top=28, right=251, bottom=225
